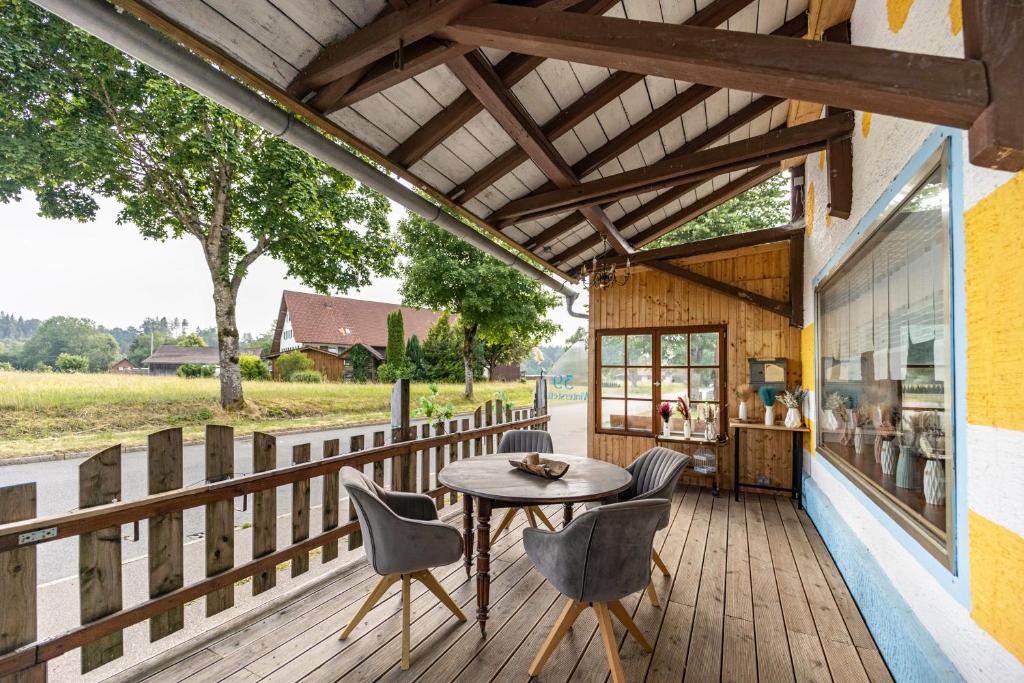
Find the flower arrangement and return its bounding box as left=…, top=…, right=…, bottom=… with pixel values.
left=779, top=386, right=807, bottom=409
left=735, top=383, right=753, bottom=402
left=675, top=396, right=690, bottom=420
left=757, top=385, right=777, bottom=407
left=824, top=391, right=850, bottom=421
left=659, top=401, right=672, bottom=423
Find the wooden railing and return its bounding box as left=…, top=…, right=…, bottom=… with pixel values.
left=0, top=379, right=549, bottom=680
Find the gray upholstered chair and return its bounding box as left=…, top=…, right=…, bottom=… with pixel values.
left=339, top=467, right=465, bottom=670
left=587, top=446, right=689, bottom=606
left=490, top=429, right=557, bottom=541
left=524, top=499, right=670, bottom=683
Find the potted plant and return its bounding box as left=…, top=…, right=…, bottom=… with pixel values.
left=675, top=397, right=691, bottom=438
left=758, top=385, right=777, bottom=426
left=658, top=401, right=672, bottom=436
left=735, top=383, right=753, bottom=421
left=779, top=387, right=807, bottom=429
left=824, top=392, right=850, bottom=432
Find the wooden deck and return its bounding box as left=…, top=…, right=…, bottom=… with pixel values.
left=108, top=488, right=891, bottom=682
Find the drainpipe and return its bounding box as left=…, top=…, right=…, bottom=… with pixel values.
left=32, top=0, right=586, bottom=318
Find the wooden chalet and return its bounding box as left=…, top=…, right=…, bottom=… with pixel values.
left=3, top=0, right=1023, bottom=681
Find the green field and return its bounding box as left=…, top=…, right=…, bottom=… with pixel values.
left=0, top=372, right=536, bottom=459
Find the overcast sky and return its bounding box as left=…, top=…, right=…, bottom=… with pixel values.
left=0, top=195, right=584, bottom=344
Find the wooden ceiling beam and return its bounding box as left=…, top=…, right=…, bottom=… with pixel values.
left=551, top=164, right=779, bottom=265
left=447, top=51, right=633, bottom=255
left=524, top=95, right=783, bottom=251
left=288, top=0, right=490, bottom=95
left=594, top=224, right=802, bottom=268
left=390, top=0, right=619, bottom=168
left=646, top=260, right=793, bottom=320
left=493, top=113, right=852, bottom=223
left=452, top=0, right=770, bottom=202
left=438, top=5, right=989, bottom=129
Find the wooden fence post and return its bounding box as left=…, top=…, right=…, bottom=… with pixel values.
left=391, top=379, right=414, bottom=492
left=292, top=443, right=311, bottom=577
left=205, top=425, right=235, bottom=617
left=347, top=435, right=364, bottom=551
left=434, top=421, right=446, bottom=510
left=372, top=431, right=386, bottom=489
left=534, top=377, right=548, bottom=429
left=473, top=407, right=483, bottom=457
left=321, top=439, right=340, bottom=563
left=448, top=419, right=459, bottom=506
left=0, top=483, right=43, bottom=681
left=484, top=400, right=494, bottom=454
left=252, top=433, right=277, bottom=595
left=148, top=428, right=184, bottom=641
left=79, top=445, right=123, bottom=673
left=419, top=424, right=430, bottom=494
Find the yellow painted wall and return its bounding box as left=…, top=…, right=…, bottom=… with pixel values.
left=801, top=324, right=816, bottom=453
left=969, top=511, right=1024, bottom=663
left=966, top=172, right=1024, bottom=432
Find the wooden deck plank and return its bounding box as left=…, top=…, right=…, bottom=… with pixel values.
left=105, top=493, right=886, bottom=683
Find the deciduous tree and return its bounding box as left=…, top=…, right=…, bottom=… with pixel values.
left=0, top=0, right=396, bottom=408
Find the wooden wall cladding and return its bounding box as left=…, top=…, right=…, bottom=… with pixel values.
left=588, top=242, right=802, bottom=493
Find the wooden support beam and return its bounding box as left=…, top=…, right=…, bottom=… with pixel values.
left=789, top=231, right=804, bottom=327
left=390, top=0, right=619, bottom=168
left=595, top=224, right=802, bottom=269
left=823, top=22, right=853, bottom=220
left=964, top=0, right=1024, bottom=171
left=452, top=0, right=780, bottom=202
left=551, top=164, right=779, bottom=265
left=438, top=5, right=989, bottom=128
left=526, top=95, right=783, bottom=250
left=288, top=0, right=490, bottom=95
left=493, top=114, right=851, bottom=224
left=646, top=260, right=793, bottom=320
left=447, top=51, right=632, bottom=254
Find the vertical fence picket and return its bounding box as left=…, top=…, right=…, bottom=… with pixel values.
left=391, top=379, right=413, bottom=492
left=291, top=444, right=311, bottom=577
left=448, top=419, right=459, bottom=506
left=347, top=435, right=364, bottom=551
left=372, top=431, right=385, bottom=489
left=535, top=377, right=548, bottom=429
left=474, top=407, right=483, bottom=457
left=79, top=445, right=123, bottom=673
left=0, top=483, right=43, bottom=681
left=148, top=428, right=184, bottom=641
left=506, top=405, right=513, bottom=422
left=205, top=425, right=235, bottom=616
left=252, top=433, right=277, bottom=595
left=485, top=400, right=494, bottom=454
left=321, top=439, right=340, bottom=563
left=460, top=418, right=471, bottom=462
left=419, top=424, right=430, bottom=494
left=434, top=422, right=446, bottom=510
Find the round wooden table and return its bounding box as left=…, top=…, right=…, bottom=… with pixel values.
left=439, top=453, right=631, bottom=636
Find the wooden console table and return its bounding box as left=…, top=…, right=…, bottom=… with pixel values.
left=655, top=433, right=729, bottom=497
left=730, top=420, right=809, bottom=509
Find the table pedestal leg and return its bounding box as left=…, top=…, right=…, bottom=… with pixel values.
left=475, top=498, right=492, bottom=637
left=563, top=502, right=574, bottom=528
left=462, top=495, right=474, bottom=578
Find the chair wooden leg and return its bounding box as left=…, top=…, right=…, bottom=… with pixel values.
left=652, top=548, right=671, bottom=576
left=525, top=507, right=538, bottom=528
left=413, top=570, right=466, bottom=622
left=401, top=574, right=411, bottom=671
left=645, top=579, right=661, bottom=607
left=339, top=573, right=398, bottom=640
left=528, top=598, right=585, bottom=676
left=531, top=506, right=557, bottom=531
left=490, top=507, right=517, bottom=544
left=595, top=602, right=627, bottom=683
left=608, top=599, right=653, bottom=652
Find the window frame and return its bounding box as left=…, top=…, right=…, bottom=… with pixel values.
left=813, top=142, right=956, bottom=568
left=594, top=324, right=727, bottom=437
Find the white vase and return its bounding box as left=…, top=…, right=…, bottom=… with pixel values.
left=784, top=407, right=801, bottom=429
left=683, top=421, right=691, bottom=439
left=662, top=419, right=670, bottom=437
left=854, top=426, right=864, bottom=455
left=764, top=405, right=775, bottom=426
left=923, top=459, right=945, bottom=505
left=824, top=409, right=839, bottom=431
left=881, top=441, right=897, bottom=475
left=738, top=400, right=749, bottom=421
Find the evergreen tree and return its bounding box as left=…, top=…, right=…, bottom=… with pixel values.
left=405, top=335, right=427, bottom=381
left=422, top=317, right=463, bottom=383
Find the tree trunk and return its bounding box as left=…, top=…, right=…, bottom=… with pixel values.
left=212, top=280, right=244, bottom=410
left=462, top=324, right=476, bottom=400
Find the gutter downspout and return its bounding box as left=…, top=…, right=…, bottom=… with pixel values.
left=33, top=0, right=586, bottom=318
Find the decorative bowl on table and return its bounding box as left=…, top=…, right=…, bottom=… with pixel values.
left=509, top=453, right=570, bottom=480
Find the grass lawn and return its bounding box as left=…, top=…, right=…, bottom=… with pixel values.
left=0, top=372, right=536, bottom=459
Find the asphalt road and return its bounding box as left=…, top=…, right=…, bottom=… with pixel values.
left=1, top=402, right=586, bottom=583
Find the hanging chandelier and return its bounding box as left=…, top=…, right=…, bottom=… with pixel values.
left=582, top=236, right=631, bottom=289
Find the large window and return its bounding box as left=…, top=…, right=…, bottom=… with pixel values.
left=815, top=145, right=955, bottom=564
left=597, top=326, right=726, bottom=435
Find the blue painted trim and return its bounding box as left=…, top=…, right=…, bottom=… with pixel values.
left=808, top=128, right=971, bottom=607
left=804, top=478, right=964, bottom=683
